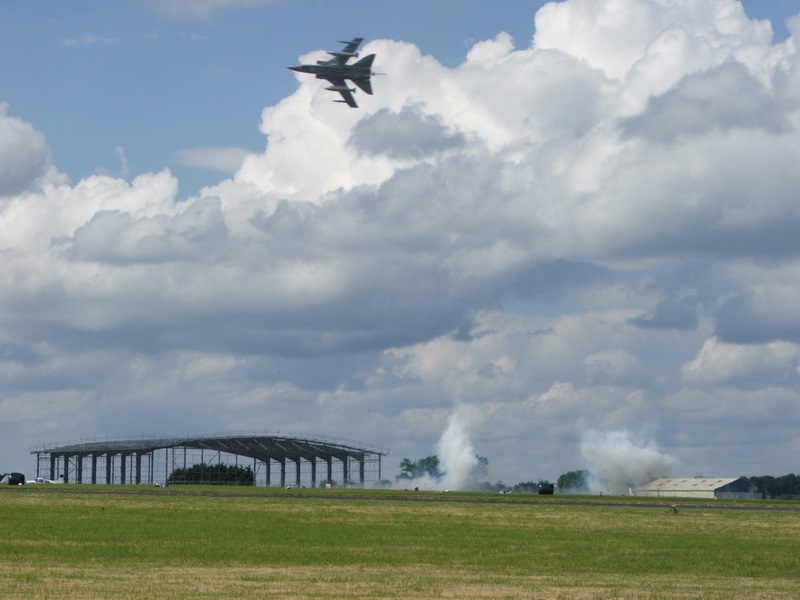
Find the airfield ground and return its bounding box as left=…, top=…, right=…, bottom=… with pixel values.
left=1, top=485, right=798, bottom=599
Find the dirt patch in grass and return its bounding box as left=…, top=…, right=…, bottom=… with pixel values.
left=2, top=564, right=799, bottom=600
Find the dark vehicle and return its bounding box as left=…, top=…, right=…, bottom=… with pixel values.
left=538, top=482, right=554, bottom=495
left=2, top=472, right=26, bottom=485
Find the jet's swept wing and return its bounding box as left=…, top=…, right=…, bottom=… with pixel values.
left=325, top=78, right=358, bottom=108
left=320, top=38, right=364, bottom=65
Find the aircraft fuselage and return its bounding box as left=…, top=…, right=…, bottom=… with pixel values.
left=288, top=63, right=372, bottom=82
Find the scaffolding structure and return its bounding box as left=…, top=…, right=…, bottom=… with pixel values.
left=30, top=431, right=389, bottom=488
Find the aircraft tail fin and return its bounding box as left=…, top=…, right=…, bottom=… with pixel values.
left=353, top=78, right=373, bottom=95
left=354, top=54, right=375, bottom=69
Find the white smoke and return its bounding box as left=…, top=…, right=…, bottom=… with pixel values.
left=398, top=403, right=485, bottom=491
left=437, top=404, right=484, bottom=490
left=581, top=429, right=677, bottom=494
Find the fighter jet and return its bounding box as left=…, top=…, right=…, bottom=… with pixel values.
left=288, top=38, right=376, bottom=108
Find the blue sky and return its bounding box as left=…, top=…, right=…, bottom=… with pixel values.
left=2, top=1, right=794, bottom=196
left=1, top=1, right=555, bottom=195
left=2, top=1, right=800, bottom=490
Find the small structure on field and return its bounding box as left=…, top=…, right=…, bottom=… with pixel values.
left=538, top=482, right=555, bottom=495
left=636, top=477, right=761, bottom=500
left=1, top=472, right=25, bottom=485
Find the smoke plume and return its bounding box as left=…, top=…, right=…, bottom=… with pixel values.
left=436, top=404, right=484, bottom=490
left=398, top=403, right=485, bottom=491
left=581, top=429, right=677, bottom=494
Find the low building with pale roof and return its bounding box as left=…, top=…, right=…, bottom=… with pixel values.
left=636, top=477, right=761, bottom=500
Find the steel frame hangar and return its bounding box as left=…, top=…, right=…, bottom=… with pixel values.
left=30, top=432, right=388, bottom=488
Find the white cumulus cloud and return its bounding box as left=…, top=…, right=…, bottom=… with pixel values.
left=2, top=0, right=800, bottom=484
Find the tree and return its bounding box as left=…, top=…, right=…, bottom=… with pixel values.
left=473, top=455, right=489, bottom=480
left=748, top=474, right=800, bottom=499
left=168, top=463, right=254, bottom=486
left=396, top=456, right=443, bottom=481
left=476, top=480, right=508, bottom=492
left=557, top=470, right=589, bottom=492
left=512, top=481, right=541, bottom=493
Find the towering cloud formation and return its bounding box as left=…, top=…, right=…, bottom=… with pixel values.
left=2, top=0, right=800, bottom=482
left=0, top=104, right=53, bottom=197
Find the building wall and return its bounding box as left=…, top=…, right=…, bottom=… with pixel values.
left=637, top=490, right=761, bottom=499
left=716, top=478, right=762, bottom=499
left=637, top=490, right=716, bottom=499
left=715, top=491, right=762, bottom=500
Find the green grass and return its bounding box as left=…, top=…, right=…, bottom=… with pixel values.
left=1, top=486, right=799, bottom=599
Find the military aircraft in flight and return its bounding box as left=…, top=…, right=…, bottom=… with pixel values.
left=288, top=38, right=376, bottom=108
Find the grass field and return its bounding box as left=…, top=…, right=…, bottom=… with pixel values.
left=1, top=486, right=799, bottom=599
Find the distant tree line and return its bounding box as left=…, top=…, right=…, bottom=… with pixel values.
left=397, top=456, right=444, bottom=481
left=168, top=463, right=254, bottom=486
left=557, top=470, right=589, bottom=492
left=747, top=474, right=800, bottom=499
